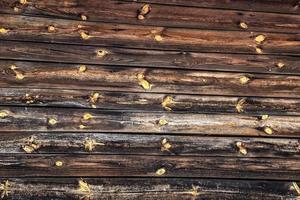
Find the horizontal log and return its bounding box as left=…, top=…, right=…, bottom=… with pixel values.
left=120, top=0, right=300, bottom=14
left=0, top=132, right=299, bottom=158
left=1, top=0, right=299, bottom=33
left=1, top=178, right=298, bottom=200
left=0, top=154, right=299, bottom=180
left=1, top=41, right=300, bottom=75
left=1, top=88, right=300, bottom=116
left=0, top=106, right=300, bottom=137
left=1, top=60, right=300, bottom=98
left=0, top=15, right=299, bottom=55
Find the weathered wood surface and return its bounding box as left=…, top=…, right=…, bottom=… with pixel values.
left=0, top=154, right=299, bottom=179
left=0, top=15, right=299, bottom=55
left=1, top=40, right=300, bottom=75
left=1, top=178, right=298, bottom=200
left=1, top=107, right=300, bottom=137
left=1, top=61, right=300, bottom=98
left=0, top=132, right=299, bottom=158
left=1, top=0, right=299, bottom=33
left=120, top=0, right=300, bottom=14
left=1, top=88, right=300, bottom=115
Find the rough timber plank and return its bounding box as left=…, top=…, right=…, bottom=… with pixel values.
left=120, top=0, right=300, bottom=14
left=1, top=40, right=300, bottom=75
left=0, top=154, right=299, bottom=180
left=1, top=88, right=300, bottom=116
left=0, top=178, right=298, bottom=200
left=0, top=0, right=299, bottom=33
left=1, top=61, right=300, bottom=98
left=0, top=15, right=299, bottom=55
left=0, top=106, right=300, bottom=137
left=1, top=132, right=299, bottom=158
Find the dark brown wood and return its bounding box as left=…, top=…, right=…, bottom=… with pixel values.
left=0, top=14, right=299, bottom=55
left=1, top=132, right=299, bottom=158
left=0, top=154, right=299, bottom=180
left=0, top=0, right=299, bottom=33
left=1, top=106, right=300, bottom=137
left=1, top=60, right=300, bottom=98
left=1, top=88, right=300, bottom=116
left=1, top=40, right=300, bottom=75
left=1, top=178, right=298, bottom=200
left=120, top=0, right=300, bottom=14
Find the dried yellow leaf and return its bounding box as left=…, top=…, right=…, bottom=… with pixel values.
left=78, top=65, right=87, bottom=73
left=158, top=119, right=168, bottom=126
left=276, top=62, right=285, bottom=68
left=236, top=98, right=246, bottom=113
left=48, top=118, right=57, bottom=125
left=154, top=34, right=163, bottom=42
left=155, top=168, right=166, bottom=176
left=55, top=160, right=63, bottom=167
left=0, top=110, right=8, bottom=118
left=254, top=35, right=265, bottom=44
left=0, top=180, right=10, bottom=199
left=80, top=31, right=90, bottom=40
left=239, top=22, right=248, bottom=29
left=0, top=28, right=9, bottom=34
left=96, top=49, right=108, bottom=57
left=236, top=141, right=247, bottom=155
left=137, top=73, right=152, bottom=90
left=239, top=76, right=250, bottom=85
left=83, top=113, right=93, bottom=120
left=83, top=138, right=104, bottom=152
left=161, top=96, right=173, bottom=111
left=264, top=127, right=273, bottom=135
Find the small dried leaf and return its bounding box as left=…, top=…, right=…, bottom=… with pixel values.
left=255, top=35, right=265, bottom=44
left=83, top=113, right=93, bottom=120
left=236, top=98, right=246, bottom=113
left=264, top=127, right=273, bottom=135
left=0, top=110, right=8, bottom=118
left=140, top=4, right=151, bottom=15
left=239, top=22, right=248, bottom=29
left=80, top=31, right=90, bottom=40
left=256, top=47, right=263, bottom=54
left=276, top=62, right=285, bottom=68
left=239, top=76, right=250, bottom=84
left=96, top=49, right=108, bottom=57
left=55, top=160, right=63, bottom=167
left=154, top=34, right=163, bottom=42
left=161, top=96, right=173, bottom=111
left=137, top=73, right=152, bottom=90
left=155, top=168, right=166, bottom=176
left=48, top=118, right=57, bottom=125
left=78, top=65, right=87, bottom=73
left=0, top=28, right=9, bottom=34
left=158, top=119, right=168, bottom=126
left=236, top=141, right=247, bottom=155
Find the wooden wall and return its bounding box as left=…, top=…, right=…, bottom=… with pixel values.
left=0, top=0, right=299, bottom=199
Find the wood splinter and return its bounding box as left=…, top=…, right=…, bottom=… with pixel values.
left=0, top=180, right=10, bottom=199
left=236, top=141, right=247, bottom=155
left=77, top=179, right=92, bottom=200
left=161, top=96, right=173, bottom=111
left=292, top=182, right=300, bottom=196
left=83, top=138, right=105, bottom=152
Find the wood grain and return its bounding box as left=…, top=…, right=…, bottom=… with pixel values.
left=0, top=132, right=299, bottom=158
left=1, top=60, right=300, bottom=98
left=0, top=0, right=299, bottom=33
left=1, top=40, right=300, bottom=75
left=1, top=88, right=300, bottom=115
left=1, top=106, right=300, bottom=137
left=0, top=14, right=299, bottom=55
left=0, top=154, right=299, bottom=180
left=1, top=178, right=298, bottom=200
left=119, top=0, right=300, bottom=14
